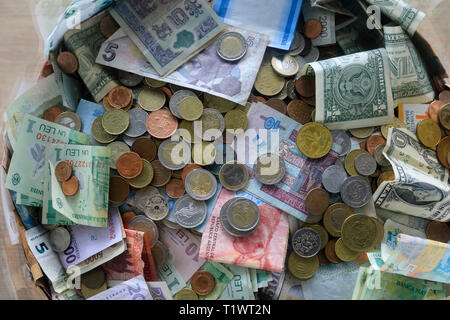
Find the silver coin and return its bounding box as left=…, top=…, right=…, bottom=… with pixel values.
left=169, top=90, right=197, bottom=118
left=288, top=32, right=306, bottom=56
left=49, top=227, right=71, bottom=252
left=373, top=144, right=390, bottom=166
left=185, top=169, right=218, bottom=201
left=124, top=108, right=148, bottom=137
left=162, top=218, right=182, bottom=230
left=303, top=46, right=320, bottom=63
left=216, top=31, right=248, bottom=62
left=107, top=141, right=130, bottom=170
left=286, top=80, right=299, bottom=100
left=331, top=130, right=352, bottom=156
left=54, top=112, right=81, bottom=131
left=144, top=194, right=170, bottom=221
left=321, top=164, right=348, bottom=193
left=173, top=194, right=207, bottom=228
left=198, top=108, right=225, bottom=141
left=130, top=185, right=160, bottom=211
left=294, top=55, right=308, bottom=80
left=118, top=70, right=144, bottom=87
left=292, top=228, right=321, bottom=258
left=158, top=139, right=191, bottom=170
left=220, top=198, right=253, bottom=237
left=253, top=153, right=286, bottom=185
left=340, top=176, right=372, bottom=208
left=299, top=37, right=312, bottom=56
left=219, top=161, right=249, bottom=191
left=226, top=197, right=260, bottom=232
left=355, top=153, right=377, bottom=176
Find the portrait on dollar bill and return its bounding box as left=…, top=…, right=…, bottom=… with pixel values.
left=392, top=182, right=444, bottom=206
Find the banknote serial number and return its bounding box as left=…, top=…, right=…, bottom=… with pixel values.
left=64, top=159, right=107, bottom=169
left=35, top=133, right=67, bottom=145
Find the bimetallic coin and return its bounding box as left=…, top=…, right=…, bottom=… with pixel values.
left=335, top=238, right=359, bottom=262
left=107, top=141, right=130, bottom=170
left=127, top=159, right=154, bottom=189
left=174, top=194, right=207, bottom=228
left=54, top=112, right=81, bottom=131
left=321, top=164, right=348, bottom=193
left=292, top=228, right=321, bottom=258
left=224, top=109, right=248, bottom=134
left=254, top=59, right=285, bottom=96
left=169, top=90, right=197, bottom=118
left=55, top=161, right=72, bottom=182
left=219, top=199, right=252, bottom=237
left=287, top=252, right=319, bottom=280
left=174, top=288, right=198, bottom=300
left=271, top=55, right=299, bottom=77
left=144, top=194, right=170, bottom=221
left=341, top=214, right=378, bottom=252
left=124, top=108, right=148, bottom=138
left=253, top=153, right=286, bottom=185
left=331, top=130, right=352, bottom=156
left=226, top=198, right=260, bottom=232
left=416, top=119, right=441, bottom=148
left=127, top=215, right=159, bottom=248
left=296, top=122, right=332, bottom=159
left=118, top=70, right=143, bottom=87
left=138, top=87, right=166, bottom=112
left=354, top=153, right=377, bottom=176
left=340, top=176, right=372, bottom=208
left=158, top=139, right=191, bottom=170
left=150, top=241, right=169, bottom=270
left=323, top=203, right=354, bottom=237
left=381, top=118, right=407, bottom=139
left=109, top=176, right=130, bottom=205
left=373, top=144, right=390, bottom=167
left=179, top=96, right=203, bottom=121
left=49, top=227, right=71, bottom=252
left=197, top=108, right=225, bottom=141
left=102, top=109, right=130, bottom=135
left=349, top=127, right=375, bottom=139
left=216, top=31, right=248, bottom=61
left=344, top=149, right=369, bottom=176
left=192, top=141, right=217, bottom=166
left=219, top=161, right=249, bottom=191
left=185, top=169, right=218, bottom=201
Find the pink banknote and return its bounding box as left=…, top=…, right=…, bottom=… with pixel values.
left=199, top=189, right=289, bottom=272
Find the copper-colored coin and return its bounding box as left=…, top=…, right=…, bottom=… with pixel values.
left=107, top=86, right=132, bottom=109
left=324, top=239, right=342, bottom=264
left=150, top=160, right=172, bottom=187
left=304, top=19, right=323, bottom=39
left=190, top=229, right=203, bottom=237
left=121, top=211, right=136, bottom=228
left=377, top=170, right=395, bottom=187
left=190, top=270, right=215, bottom=296
left=109, top=176, right=130, bottom=204
left=301, top=95, right=316, bottom=107
left=62, top=176, right=79, bottom=196
left=287, top=100, right=314, bottom=124
left=256, top=96, right=267, bottom=103
left=181, top=164, right=202, bottom=182
left=359, top=141, right=367, bottom=151
left=146, top=109, right=178, bottom=139
left=366, top=135, right=386, bottom=156
left=425, top=221, right=450, bottom=243
left=55, top=161, right=72, bottom=182
left=57, top=51, right=79, bottom=75
left=439, top=104, right=450, bottom=130
left=116, top=152, right=143, bottom=179
left=131, top=137, right=157, bottom=162
left=165, top=178, right=185, bottom=199
left=428, top=100, right=446, bottom=123
left=305, top=188, right=330, bottom=216
left=265, top=98, right=287, bottom=114
left=317, top=249, right=330, bottom=265
left=354, top=252, right=369, bottom=264
left=160, top=86, right=173, bottom=100
left=295, top=75, right=315, bottom=98
left=100, top=14, right=119, bottom=38
left=439, top=90, right=450, bottom=103
left=41, top=62, right=54, bottom=78
left=437, top=136, right=450, bottom=169
left=44, top=106, right=65, bottom=122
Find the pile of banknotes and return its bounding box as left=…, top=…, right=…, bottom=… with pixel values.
left=2, top=0, right=449, bottom=300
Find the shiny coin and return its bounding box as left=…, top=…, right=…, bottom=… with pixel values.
left=100, top=14, right=119, bottom=38
left=116, top=152, right=143, bottom=179
left=341, top=214, right=378, bottom=252
left=62, top=176, right=79, bottom=196
left=296, top=122, right=332, bottom=159
left=144, top=78, right=166, bottom=88
left=150, top=160, right=172, bottom=187
left=349, top=127, right=375, bottom=139
left=335, top=238, right=359, bottom=262
left=340, top=176, right=372, bottom=208
left=56, top=51, right=78, bottom=74
left=131, top=137, right=157, bottom=162
left=224, top=109, right=248, bottom=135
left=174, top=288, right=198, bottom=300
left=185, top=169, right=217, bottom=201
left=436, top=136, right=450, bottom=169
left=425, top=221, right=450, bottom=243
left=124, top=108, right=148, bottom=138
left=254, top=61, right=285, bottom=96
left=253, top=153, right=286, bottom=185
left=354, top=153, right=377, bottom=176
left=219, top=161, right=249, bottom=191
left=138, top=87, right=166, bottom=111
left=307, top=224, right=328, bottom=250
left=324, top=239, right=342, bottom=264
left=417, top=118, right=441, bottom=148
left=287, top=100, right=313, bottom=124
left=174, top=194, right=207, bottom=229
left=191, top=270, right=215, bottom=296
left=344, top=149, right=369, bottom=176
left=127, top=159, right=154, bottom=188
left=305, top=188, right=330, bottom=216
left=127, top=215, right=159, bottom=248
left=102, top=109, right=130, bottom=135
left=265, top=98, right=287, bottom=114
left=107, top=86, right=132, bottom=109
left=219, top=199, right=252, bottom=237
left=170, top=90, right=197, bottom=118
left=439, top=104, right=450, bottom=130
left=192, top=141, right=217, bottom=166
left=107, top=141, right=130, bottom=170
left=366, top=135, right=386, bottom=156
left=331, top=130, right=352, bottom=156
left=55, top=161, right=72, bottom=182
left=304, top=19, right=323, bottom=39
left=203, top=93, right=237, bottom=114
left=146, top=109, right=178, bottom=139
left=295, top=75, right=315, bottom=98
left=197, top=108, right=225, bottom=141
left=151, top=241, right=169, bottom=269
left=292, top=228, right=321, bottom=258
left=323, top=203, right=354, bottom=237
left=227, top=198, right=260, bottom=232
left=158, top=139, right=191, bottom=170
left=321, top=164, right=348, bottom=193
left=144, top=194, right=170, bottom=221
left=179, top=96, right=203, bottom=121
left=271, top=55, right=299, bottom=77
left=43, top=106, right=65, bottom=122
left=216, top=31, right=248, bottom=61
left=381, top=118, right=407, bottom=139
left=165, top=178, right=186, bottom=199
left=118, top=70, right=143, bottom=87
left=287, top=252, right=319, bottom=280
left=109, top=176, right=130, bottom=204
left=49, top=227, right=71, bottom=252
left=54, top=111, right=81, bottom=131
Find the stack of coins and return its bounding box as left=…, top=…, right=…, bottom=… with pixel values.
left=55, top=161, right=79, bottom=196
left=220, top=197, right=260, bottom=237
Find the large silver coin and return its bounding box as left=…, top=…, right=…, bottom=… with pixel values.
left=197, top=108, right=225, bottom=141
left=107, top=141, right=130, bottom=170
left=340, top=176, right=372, bottom=208
left=321, top=164, right=348, bottom=193
left=253, top=153, right=286, bottom=185
left=144, top=194, right=170, bottom=221
left=216, top=31, right=248, bottom=62
left=49, top=227, right=71, bottom=252
left=185, top=169, right=218, bottom=201
left=354, top=153, right=377, bottom=176
left=219, top=161, right=249, bottom=191
left=303, top=46, right=320, bottom=63
left=169, top=90, right=197, bottom=118
left=173, top=194, right=207, bottom=228
left=288, top=32, right=306, bottom=56
left=226, top=197, right=260, bottom=232
left=220, top=198, right=253, bottom=237
left=373, top=144, right=390, bottom=166
left=331, top=130, right=352, bottom=156
left=129, top=185, right=160, bottom=211
left=292, top=227, right=321, bottom=258
left=158, top=139, right=191, bottom=170
left=54, top=112, right=81, bottom=131
left=124, top=108, right=148, bottom=138
left=118, top=70, right=144, bottom=87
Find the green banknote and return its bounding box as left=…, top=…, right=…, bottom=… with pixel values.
left=5, top=114, right=90, bottom=201
left=187, top=261, right=234, bottom=300
left=64, top=12, right=119, bottom=102
left=219, top=265, right=255, bottom=300
left=46, top=144, right=110, bottom=227
left=157, top=251, right=187, bottom=296
left=16, top=193, right=42, bottom=207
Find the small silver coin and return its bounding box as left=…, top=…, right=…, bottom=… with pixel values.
left=299, top=36, right=312, bottom=56
left=355, top=153, right=377, bottom=176
left=169, top=90, right=197, bottom=118
left=158, top=139, right=191, bottom=170
left=185, top=169, right=218, bottom=201
left=292, top=227, right=321, bottom=258
left=54, top=112, right=81, bottom=131
left=216, top=31, right=248, bottom=62
left=107, top=141, right=130, bottom=169
left=340, top=176, right=372, bottom=208
left=118, top=70, right=144, bottom=87
left=220, top=198, right=254, bottom=237
left=321, top=164, right=348, bottom=193
left=331, top=130, right=352, bottom=156
left=226, top=197, right=260, bottom=232
left=173, top=194, right=207, bottom=228
left=303, top=46, right=320, bottom=63
left=253, top=153, right=286, bottom=185
left=124, top=108, right=148, bottom=138
left=144, top=194, right=170, bottom=221
left=288, top=32, right=306, bottom=56
left=373, top=144, right=390, bottom=166
left=49, top=227, right=71, bottom=252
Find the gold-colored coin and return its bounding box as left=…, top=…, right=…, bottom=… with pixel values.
left=81, top=281, right=107, bottom=299
left=176, top=120, right=195, bottom=143
left=192, top=141, right=216, bottom=166
left=341, top=214, right=378, bottom=252
left=381, top=117, right=407, bottom=139
left=416, top=119, right=441, bottom=148
left=349, top=127, right=375, bottom=139
left=287, top=252, right=319, bottom=280
left=144, top=78, right=166, bottom=88
left=344, top=149, right=369, bottom=176
left=174, top=288, right=199, bottom=300
left=127, top=159, right=154, bottom=188
left=377, top=170, right=395, bottom=187
left=335, top=238, right=359, bottom=262
left=323, top=203, right=354, bottom=237
left=307, top=224, right=328, bottom=250
left=204, top=93, right=237, bottom=113
left=224, top=109, right=248, bottom=134
left=138, top=87, right=166, bottom=111
left=254, top=58, right=285, bottom=96
left=296, top=122, right=332, bottom=159
left=179, top=96, right=204, bottom=121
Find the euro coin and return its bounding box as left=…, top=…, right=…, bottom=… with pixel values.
left=185, top=169, right=217, bottom=201
left=253, top=153, right=286, bottom=185
left=102, top=109, right=130, bottom=135
left=127, top=159, right=154, bottom=189
left=219, top=161, right=249, bottom=191
left=226, top=198, right=260, bottom=232
left=216, top=31, right=248, bottom=62
left=179, top=96, right=203, bottom=121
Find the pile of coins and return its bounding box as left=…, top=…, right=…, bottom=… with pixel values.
left=55, top=161, right=79, bottom=196
left=174, top=270, right=216, bottom=300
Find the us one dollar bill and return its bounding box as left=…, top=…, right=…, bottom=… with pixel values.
left=373, top=128, right=450, bottom=222
left=64, top=12, right=119, bottom=102
left=384, top=26, right=434, bottom=105
left=303, top=48, right=395, bottom=130
left=5, top=114, right=90, bottom=201
left=376, top=207, right=429, bottom=233
left=303, top=0, right=336, bottom=46
left=110, top=0, right=225, bottom=76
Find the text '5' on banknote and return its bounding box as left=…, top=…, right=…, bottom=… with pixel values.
left=110, top=0, right=225, bottom=76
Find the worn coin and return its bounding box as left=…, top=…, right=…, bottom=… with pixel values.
left=227, top=198, right=260, bottom=232
left=123, top=108, right=148, bottom=138
left=198, top=108, right=225, bottom=141
left=118, top=70, right=143, bottom=87
left=144, top=78, right=166, bottom=88
left=335, top=238, right=359, bottom=262
left=55, top=161, right=72, bottom=182
left=381, top=117, right=407, bottom=139
left=127, top=215, right=159, bottom=248
left=271, top=55, right=299, bottom=77
left=150, top=241, right=169, bottom=270
left=425, top=221, right=450, bottom=243
left=287, top=100, right=313, bottom=124
left=146, top=109, right=178, bottom=139
left=185, top=169, right=217, bottom=201
left=150, top=160, right=172, bottom=187
left=331, top=130, right=352, bottom=156
left=292, top=228, right=321, bottom=258
left=323, top=203, right=354, bottom=237
left=192, top=141, right=217, bottom=166
left=305, top=188, right=329, bottom=217
left=219, top=161, right=248, bottom=191
left=158, top=139, right=191, bottom=170
left=341, top=214, right=378, bottom=252
left=265, top=98, right=288, bottom=114
left=57, top=51, right=78, bottom=74
left=287, top=252, right=319, bottom=280
left=417, top=118, right=441, bottom=148
left=174, top=288, right=198, bottom=300
left=102, top=109, right=130, bottom=135
left=224, top=109, right=248, bottom=135
left=439, top=104, right=450, bottom=130
left=254, top=61, right=285, bottom=96
left=174, top=194, right=207, bottom=229
left=296, top=122, right=332, bottom=159
left=131, top=137, right=157, bottom=162
left=81, top=267, right=106, bottom=292
left=49, top=227, right=71, bottom=252
left=62, top=176, right=79, bottom=196
left=436, top=136, right=450, bottom=169
left=138, top=87, right=166, bottom=112
left=107, top=86, right=132, bottom=109
left=349, top=127, right=374, bottom=139
left=308, top=224, right=328, bottom=250
left=107, top=141, right=130, bottom=170
left=253, top=153, right=286, bottom=185
left=165, top=178, right=186, bottom=199
left=179, top=96, right=203, bottom=121
left=340, top=176, right=372, bottom=208
left=354, top=153, right=377, bottom=176
left=191, top=270, right=215, bottom=296
left=99, top=14, right=119, bottom=38
left=295, top=75, right=315, bottom=98
left=54, top=111, right=81, bottom=131
left=373, top=144, right=390, bottom=167
left=377, top=170, right=395, bottom=187
left=324, top=239, right=342, bottom=264
left=366, top=135, right=386, bottom=156
left=109, top=175, right=130, bottom=204
left=144, top=194, right=170, bottom=221
left=127, top=159, right=154, bottom=189
left=116, top=152, right=143, bottom=179
left=304, top=19, right=323, bottom=39
left=44, top=106, right=65, bottom=122
left=321, top=164, right=348, bottom=193
left=203, top=93, right=237, bottom=114
left=216, top=31, right=248, bottom=61
left=344, top=149, right=369, bottom=176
